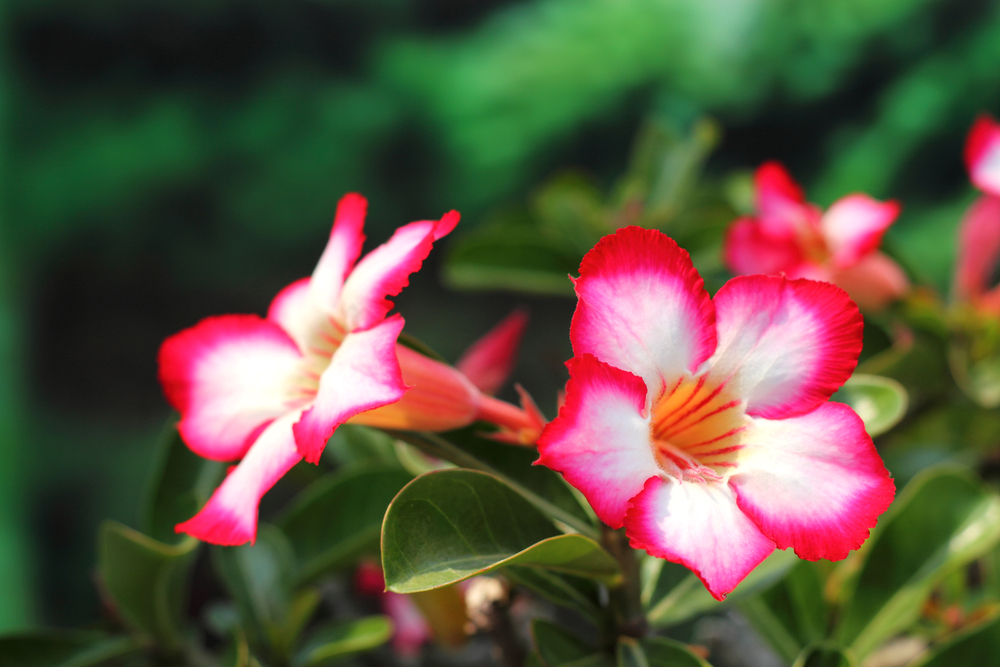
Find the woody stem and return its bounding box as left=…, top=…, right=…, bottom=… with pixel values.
left=601, top=525, right=648, bottom=639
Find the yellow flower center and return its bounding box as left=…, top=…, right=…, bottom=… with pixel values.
left=649, top=375, right=747, bottom=483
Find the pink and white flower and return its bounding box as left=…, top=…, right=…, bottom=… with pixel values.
left=159, top=194, right=538, bottom=545
left=724, top=162, right=908, bottom=311
left=955, top=115, right=1000, bottom=315
left=537, top=227, right=895, bottom=600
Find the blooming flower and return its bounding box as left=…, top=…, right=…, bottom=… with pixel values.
left=537, top=226, right=895, bottom=600
left=955, top=115, right=1000, bottom=315
left=724, top=162, right=908, bottom=311
left=159, top=194, right=538, bottom=545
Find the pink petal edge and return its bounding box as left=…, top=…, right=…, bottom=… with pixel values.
left=292, top=314, right=408, bottom=463
left=730, top=402, right=895, bottom=561
left=535, top=353, right=658, bottom=529
left=158, top=314, right=303, bottom=462
left=966, top=114, right=1000, bottom=197
left=570, top=226, right=717, bottom=396
left=710, top=275, right=863, bottom=420
left=821, top=194, right=900, bottom=268
left=456, top=309, right=529, bottom=395
left=624, top=476, right=776, bottom=601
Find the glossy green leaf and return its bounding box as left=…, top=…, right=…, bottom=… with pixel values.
left=836, top=466, right=1000, bottom=658
left=0, top=632, right=141, bottom=667
left=832, top=374, right=908, bottom=437
left=909, top=606, right=1000, bottom=666
left=531, top=619, right=610, bottom=667
left=791, top=642, right=856, bottom=667
left=949, top=343, right=1000, bottom=409
left=389, top=429, right=597, bottom=538
left=381, top=469, right=620, bottom=593
left=279, top=466, right=412, bottom=584
left=645, top=549, right=798, bottom=627
left=616, top=636, right=712, bottom=667
left=98, top=521, right=198, bottom=651
left=142, top=420, right=224, bottom=545
left=292, top=616, right=393, bottom=667
left=212, top=524, right=302, bottom=661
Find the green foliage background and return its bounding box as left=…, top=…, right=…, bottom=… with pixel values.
left=2, top=0, right=999, bottom=634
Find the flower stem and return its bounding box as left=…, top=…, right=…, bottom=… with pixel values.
left=601, top=525, right=647, bottom=639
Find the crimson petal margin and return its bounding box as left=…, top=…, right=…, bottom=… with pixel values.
left=456, top=309, right=529, bottom=395
left=570, top=226, right=716, bottom=395
left=624, top=477, right=776, bottom=601
left=175, top=411, right=303, bottom=545
left=710, top=275, right=863, bottom=420
left=535, top=354, right=659, bottom=529
left=310, top=193, right=368, bottom=311
left=723, top=216, right=805, bottom=276
left=338, top=211, right=459, bottom=332
left=965, top=114, right=1000, bottom=197
left=729, top=402, right=895, bottom=561
left=821, top=194, right=900, bottom=268
left=158, top=314, right=303, bottom=462
left=292, top=314, right=408, bottom=464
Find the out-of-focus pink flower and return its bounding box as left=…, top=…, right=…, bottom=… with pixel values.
left=355, top=562, right=432, bottom=658
left=159, top=194, right=538, bottom=545
left=537, top=227, right=895, bottom=601
left=955, top=115, right=1000, bottom=315
left=724, top=162, right=908, bottom=311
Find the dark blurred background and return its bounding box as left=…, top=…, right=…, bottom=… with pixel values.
left=2, top=0, right=999, bottom=631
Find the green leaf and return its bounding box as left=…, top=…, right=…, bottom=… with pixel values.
left=325, top=424, right=401, bottom=467
left=389, top=429, right=597, bottom=539
left=740, top=560, right=828, bottom=659
left=279, top=466, right=412, bottom=584
left=616, top=636, right=712, bottom=667
left=791, top=642, right=856, bottom=667
left=836, top=466, right=1000, bottom=658
left=98, top=521, right=198, bottom=651
left=909, top=606, right=1000, bottom=666
left=0, top=632, right=141, bottom=667
left=832, top=374, right=908, bottom=437
left=381, top=469, right=620, bottom=593
left=645, top=549, right=799, bottom=627
left=531, top=619, right=610, bottom=667
left=443, top=224, right=579, bottom=296
left=212, top=524, right=301, bottom=661
left=142, top=420, right=224, bottom=545
left=291, top=616, right=393, bottom=667
left=949, top=343, right=1000, bottom=409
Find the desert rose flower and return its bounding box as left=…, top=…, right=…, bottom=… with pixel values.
left=159, top=194, right=538, bottom=545
left=537, top=227, right=895, bottom=600
left=955, top=115, right=1000, bottom=315
left=724, top=161, right=908, bottom=311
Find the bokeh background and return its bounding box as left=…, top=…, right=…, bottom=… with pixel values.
left=2, top=0, right=999, bottom=631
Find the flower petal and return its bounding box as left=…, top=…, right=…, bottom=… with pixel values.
left=535, top=354, right=658, bottom=528
left=755, top=161, right=820, bottom=238
left=267, top=277, right=314, bottom=351
left=293, top=314, right=408, bottom=463
left=965, top=114, right=1000, bottom=197
left=955, top=195, right=1000, bottom=303
left=821, top=194, right=900, bottom=268
left=351, top=344, right=479, bottom=432
left=311, top=193, right=368, bottom=311
left=570, top=226, right=716, bottom=395
left=158, top=315, right=302, bottom=461
left=175, top=411, right=303, bottom=545
left=456, top=309, right=528, bottom=395
left=832, top=251, right=909, bottom=312
left=723, top=217, right=805, bottom=276
left=729, top=402, right=895, bottom=561
left=710, top=275, right=863, bottom=420
left=338, top=211, right=460, bottom=332
left=624, top=477, right=775, bottom=601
